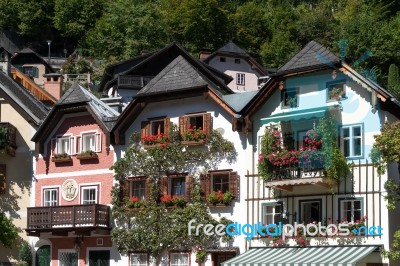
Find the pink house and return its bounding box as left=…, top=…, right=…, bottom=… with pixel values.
left=28, top=84, right=119, bottom=266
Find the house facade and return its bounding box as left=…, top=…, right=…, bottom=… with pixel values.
left=225, top=41, right=400, bottom=266
left=0, top=64, right=49, bottom=263
left=28, top=84, right=119, bottom=266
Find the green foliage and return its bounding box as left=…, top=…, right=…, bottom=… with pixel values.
left=19, top=241, right=32, bottom=266
left=383, top=229, right=400, bottom=261
left=111, top=125, right=237, bottom=259
left=388, top=64, right=400, bottom=100
left=0, top=212, right=20, bottom=249
left=0, top=127, right=8, bottom=150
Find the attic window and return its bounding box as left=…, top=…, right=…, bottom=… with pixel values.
left=220, top=57, right=226, bottom=62
left=234, top=58, right=240, bottom=64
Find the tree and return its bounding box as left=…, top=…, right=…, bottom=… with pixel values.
left=0, top=212, right=20, bottom=249
left=111, top=126, right=237, bottom=262
left=388, top=64, right=400, bottom=100
left=371, top=121, right=400, bottom=261
left=19, top=241, right=33, bottom=266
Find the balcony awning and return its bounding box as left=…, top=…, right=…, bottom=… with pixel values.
left=261, top=106, right=331, bottom=125
left=221, top=246, right=379, bottom=266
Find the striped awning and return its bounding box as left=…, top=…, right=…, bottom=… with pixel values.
left=221, top=246, right=379, bottom=266
left=260, top=106, right=330, bottom=125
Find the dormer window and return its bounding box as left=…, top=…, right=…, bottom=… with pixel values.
left=236, top=73, right=245, bottom=86
left=234, top=58, right=240, bottom=64
left=220, top=57, right=226, bottom=62
left=52, top=135, right=74, bottom=155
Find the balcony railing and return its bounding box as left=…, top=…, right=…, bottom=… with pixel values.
left=0, top=122, right=17, bottom=157
left=118, top=75, right=153, bottom=88
left=26, top=204, right=110, bottom=231
left=267, top=161, right=325, bottom=180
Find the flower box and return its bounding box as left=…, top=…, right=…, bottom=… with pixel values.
left=181, top=140, right=205, bottom=146
left=76, top=153, right=98, bottom=160
left=51, top=156, right=72, bottom=162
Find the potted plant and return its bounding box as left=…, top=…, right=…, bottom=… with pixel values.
left=160, top=194, right=187, bottom=207
left=141, top=133, right=168, bottom=148
left=77, top=150, right=98, bottom=160
left=207, top=190, right=234, bottom=206
left=182, top=125, right=207, bottom=145
left=51, top=153, right=72, bottom=162
left=329, top=87, right=344, bottom=100
left=126, top=196, right=144, bottom=209
left=195, top=245, right=207, bottom=263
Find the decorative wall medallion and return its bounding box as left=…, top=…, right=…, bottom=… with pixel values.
left=62, top=179, right=78, bottom=201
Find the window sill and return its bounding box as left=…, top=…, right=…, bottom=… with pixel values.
left=181, top=140, right=206, bottom=146
left=208, top=203, right=231, bottom=207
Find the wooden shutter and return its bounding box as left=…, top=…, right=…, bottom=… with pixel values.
left=200, top=174, right=211, bottom=199
left=160, top=176, right=169, bottom=196
left=179, top=116, right=187, bottom=135
left=164, top=117, right=170, bottom=135
left=229, top=171, right=239, bottom=199
left=95, top=133, right=102, bottom=152
left=119, top=180, right=130, bottom=204
left=145, top=178, right=152, bottom=201
left=203, top=113, right=212, bottom=134
left=185, top=176, right=193, bottom=201
left=0, top=164, right=5, bottom=194
left=141, top=121, right=150, bottom=138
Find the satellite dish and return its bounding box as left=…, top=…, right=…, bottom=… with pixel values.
left=216, top=128, right=225, bottom=135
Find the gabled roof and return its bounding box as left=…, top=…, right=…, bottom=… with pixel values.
left=32, top=84, right=119, bottom=153
left=202, top=41, right=269, bottom=76
left=137, top=55, right=210, bottom=96
left=99, top=42, right=233, bottom=94
left=11, top=47, right=54, bottom=73
left=0, top=71, right=49, bottom=126
left=222, top=91, right=259, bottom=113
left=276, top=40, right=340, bottom=75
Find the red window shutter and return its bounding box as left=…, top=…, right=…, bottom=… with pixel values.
left=0, top=164, right=5, bottom=194
left=185, top=176, right=193, bottom=201
left=141, top=121, right=150, bottom=138
left=179, top=116, right=187, bottom=135
left=229, top=171, right=239, bottom=199
left=203, top=113, right=212, bottom=134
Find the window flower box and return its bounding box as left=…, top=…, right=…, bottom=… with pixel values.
left=181, top=126, right=207, bottom=146
left=51, top=153, right=72, bottom=162
left=207, top=190, right=234, bottom=206
left=141, top=133, right=168, bottom=149
left=126, top=196, right=145, bottom=211
left=76, top=150, right=98, bottom=160
left=160, top=194, right=187, bottom=207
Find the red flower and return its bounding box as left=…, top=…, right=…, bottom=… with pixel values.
left=130, top=196, right=139, bottom=202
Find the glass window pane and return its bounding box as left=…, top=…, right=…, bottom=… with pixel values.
left=343, top=139, right=350, bottom=157
left=171, top=177, right=186, bottom=196
left=353, top=126, right=361, bottom=137
left=353, top=138, right=361, bottom=156
left=132, top=180, right=146, bottom=200
left=83, top=134, right=96, bottom=152
left=354, top=200, right=361, bottom=209
left=342, top=128, right=350, bottom=138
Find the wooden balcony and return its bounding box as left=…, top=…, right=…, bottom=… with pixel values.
left=0, top=122, right=17, bottom=157
left=265, top=161, right=331, bottom=191
left=26, top=204, right=111, bottom=236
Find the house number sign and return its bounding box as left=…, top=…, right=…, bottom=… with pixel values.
left=62, top=179, right=78, bottom=201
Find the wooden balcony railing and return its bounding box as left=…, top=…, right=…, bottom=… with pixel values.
left=118, top=75, right=153, bottom=88
left=267, top=161, right=325, bottom=180
left=26, top=204, right=110, bottom=231
left=0, top=122, right=17, bottom=157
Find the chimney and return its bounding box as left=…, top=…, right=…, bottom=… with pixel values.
left=43, top=73, right=63, bottom=100
left=199, top=49, right=212, bottom=60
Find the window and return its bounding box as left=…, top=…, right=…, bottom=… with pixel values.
left=22, top=66, right=38, bottom=78
left=52, top=135, right=74, bottom=155
left=262, top=202, right=283, bottom=225
left=0, top=164, right=5, bottom=194
left=236, top=73, right=245, bottom=85
left=141, top=117, right=170, bottom=140
left=130, top=254, right=147, bottom=266
left=170, top=253, right=189, bottom=266
left=202, top=170, right=239, bottom=200
left=327, top=81, right=346, bottom=101
left=299, top=199, right=321, bottom=224
left=234, top=58, right=240, bottom=64
left=43, top=188, right=58, bottom=206
left=81, top=186, right=98, bottom=204
left=150, top=119, right=165, bottom=135
left=213, top=253, right=236, bottom=266
left=340, top=198, right=362, bottom=222
left=171, top=177, right=186, bottom=196
left=82, top=133, right=96, bottom=152
left=219, top=57, right=226, bottom=62
left=131, top=179, right=146, bottom=200
left=59, top=251, right=78, bottom=266
left=281, top=88, right=298, bottom=108
left=179, top=113, right=212, bottom=136
left=341, top=124, right=363, bottom=158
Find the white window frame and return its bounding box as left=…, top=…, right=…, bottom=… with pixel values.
left=299, top=199, right=322, bottom=224
left=43, top=188, right=59, bottom=206
left=236, top=73, right=245, bottom=86
left=340, top=198, right=363, bottom=223
left=341, top=124, right=363, bottom=158
left=52, top=135, right=75, bottom=156
left=81, top=185, right=98, bottom=205
left=262, top=202, right=283, bottom=225
left=130, top=253, right=148, bottom=266
left=170, top=253, right=189, bottom=266
left=80, top=131, right=102, bottom=153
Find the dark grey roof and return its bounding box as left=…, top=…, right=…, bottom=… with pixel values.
left=18, top=48, right=36, bottom=54
left=222, top=90, right=259, bottom=112
left=58, top=84, right=119, bottom=129
left=137, top=55, right=209, bottom=96
left=217, top=41, right=248, bottom=55
left=277, top=41, right=340, bottom=74
left=0, top=71, right=49, bottom=124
